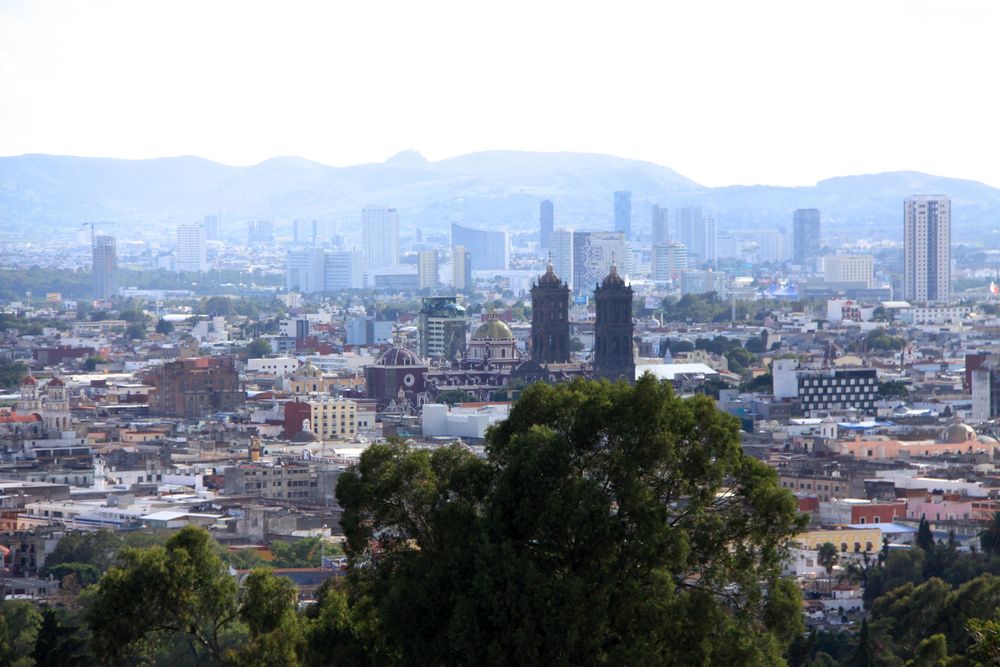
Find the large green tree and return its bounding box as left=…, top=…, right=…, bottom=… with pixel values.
left=337, top=375, right=806, bottom=665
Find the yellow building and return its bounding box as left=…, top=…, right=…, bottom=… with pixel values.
left=794, top=528, right=881, bottom=553
left=307, top=397, right=357, bottom=441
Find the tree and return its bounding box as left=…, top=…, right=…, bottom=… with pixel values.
left=435, top=389, right=475, bottom=405
left=337, top=375, right=806, bottom=665
left=0, top=600, right=43, bottom=666
left=878, top=380, right=909, bottom=399
left=203, top=296, right=234, bottom=316
left=850, top=619, right=876, bottom=667
left=156, top=318, right=175, bottom=335
left=245, top=338, right=272, bottom=358
left=125, top=322, right=146, bottom=340
left=917, top=517, right=935, bottom=552
left=979, top=511, right=1000, bottom=556
left=269, top=537, right=337, bottom=568
left=45, top=529, right=123, bottom=573
left=87, top=526, right=241, bottom=663
left=817, top=542, right=839, bottom=595
left=0, top=359, right=28, bottom=388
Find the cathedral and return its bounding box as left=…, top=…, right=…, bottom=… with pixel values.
left=530, top=261, right=570, bottom=364
left=14, top=376, right=72, bottom=436
left=592, top=261, right=635, bottom=382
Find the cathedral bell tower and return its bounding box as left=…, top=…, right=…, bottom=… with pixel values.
left=530, top=260, right=570, bottom=364
left=593, top=261, right=635, bottom=382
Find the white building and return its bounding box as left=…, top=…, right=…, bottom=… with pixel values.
left=904, top=195, right=951, bottom=303
left=422, top=403, right=510, bottom=439
left=286, top=248, right=325, bottom=294
left=176, top=224, right=208, bottom=272
left=549, top=229, right=574, bottom=290
left=452, top=245, right=471, bottom=290
left=418, top=251, right=438, bottom=290
left=651, top=242, right=687, bottom=282
left=324, top=250, right=363, bottom=290
left=823, top=255, right=874, bottom=287
left=362, top=206, right=400, bottom=271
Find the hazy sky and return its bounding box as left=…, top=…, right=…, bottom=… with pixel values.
left=1, top=0, right=998, bottom=187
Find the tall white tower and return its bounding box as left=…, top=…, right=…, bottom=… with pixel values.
left=904, top=195, right=951, bottom=303
left=362, top=206, right=400, bottom=271
left=176, top=224, right=208, bottom=272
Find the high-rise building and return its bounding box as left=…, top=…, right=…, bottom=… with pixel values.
left=419, top=297, right=467, bottom=360
left=362, top=206, right=400, bottom=271
left=247, top=220, right=275, bottom=246
left=614, top=191, right=632, bottom=240
left=294, top=219, right=319, bottom=245
left=549, top=229, right=574, bottom=291
left=451, top=222, right=509, bottom=270
left=203, top=214, right=219, bottom=241
left=92, top=234, right=118, bottom=300
left=176, top=224, right=208, bottom=272
left=452, top=245, right=472, bottom=291
left=285, top=248, right=326, bottom=293
left=651, top=242, right=688, bottom=282
left=904, top=195, right=951, bottom=303
left=792, top=209, right=821, bottom=263
left=530, top=261, right=570, bottom=364
left=539, top=200, right=554, bottom=252
left=652, top=205, right=669, bottom=244
left=677, top=207, right=715, bottom=263
left=573, top=231, right=629, bottom=290
left=716, top=233, right=738, bottom=260
left=418, top=251, right=438, bottom=290
left=593, top=263, right=634, bottom=382
left=823, top=255, right=874, bottom=287
left=323, top=251, right=363, bottom=290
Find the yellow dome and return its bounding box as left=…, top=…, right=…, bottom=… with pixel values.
left=472, top=319, right=514, bottom=340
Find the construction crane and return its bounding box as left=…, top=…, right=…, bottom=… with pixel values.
left=79, top=221, right=111, bottom=245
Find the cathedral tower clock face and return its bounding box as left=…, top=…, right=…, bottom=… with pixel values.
left=403, top=373, right=416, bottom=387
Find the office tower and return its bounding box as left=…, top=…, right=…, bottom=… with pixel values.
left=651, top=242, right=688, bottom=281
left=452, top=245, right=472, bottom=290
left=823, top=255, right=874, bottom=287
left=539, top=200, right=554, bottom=252
left=652, top=205, right=669, bottom=244
left=716, top=233, right=738, bottom=260
left=450, top=222, right=509, bottom=270
left=247, top=220, right=275, bottom=246
left=904, top=195, right=951, bottom=303
left=614, top=191, right=632, bottom=240
left=285, top=248, right=325, bottom=293
left=92, top=234, right=118, bottom=300
left=418, top=251, right=438, bottom=290
left=573, top=231, right=629, bottom=290
left=176, top=224, right=208, bottom=272
left=531, top=262, right=570, bottom=364
left=362, top=206, right=400, bottom=271
left=203, top=214, right=219, bottom=241
left=294, top=219, right=319, bottom=245
left=419, top=297, right=467, bottom=360
left=593, top=263, right=635, bottom=382
left=792, top=209, right=821, bottom=263
left=549, top=229, right=574, bottom=290
left=323, top=250, right=363, bottom=290
left=677, top=207, right=714, bottom=263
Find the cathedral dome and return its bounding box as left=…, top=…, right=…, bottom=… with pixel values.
left=536, top=262, right=563, bottom=287
left=942, top=422, right=976, bottom=444
left=376, top=346, right=422, bottom=366
left=297, top=361, right=322, bottom=378
left=601, top=262, right=626, bottom=288
left=472, top=319, right=514, bottom=340
left=47, top=377, right=64, bottom=387
left=21, top=376, right=36, bottom=386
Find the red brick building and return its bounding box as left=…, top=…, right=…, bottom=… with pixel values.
left=146, top=357, right=244, bottom=418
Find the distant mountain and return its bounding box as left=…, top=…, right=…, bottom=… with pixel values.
left=1, top=151, right=999, bottom=243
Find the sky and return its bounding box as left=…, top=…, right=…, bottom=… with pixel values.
left=1, top=0, right=999, bottom=188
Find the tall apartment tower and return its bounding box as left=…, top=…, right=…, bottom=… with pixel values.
left=904, top=195, right=951, bottom=303
left=614, top=191, right=632, bottom=241
left=176, top=224, right=208, bottom=272
left=362, top=206, right=400, bottom=271
left=203, top=214, right=219, bottom=240
left=539, top=200, right=554, bottom=252
left=530, top=261, right=570, bottom=364
left=452, top=245, right=472, bottom=291
left=651, top=205, right=669, bottom=244
left=677, top=207, right=715, bottom=263
left=92, top=234, right=118, bottom=300
left=549, top=229, right=574, bottom=291
left=792, top=209, right=821, bottom=263
left=293, top=219, right=319, bottom=245
left=418, top=251, right=438, bottom=290
left=247, top=220, right=275, bottom=246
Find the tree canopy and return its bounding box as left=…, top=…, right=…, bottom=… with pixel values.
left=337, top=374, right=806, bottom=665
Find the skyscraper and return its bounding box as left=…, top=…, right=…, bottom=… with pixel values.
left=452, top=245, right=472, bottom=291
left=549, top=229, right=574, bottom=291
left=92, top=234, right=118, bottom=300
left=203, top=214, right=219, bottom=241
left=792, top=209, right=821, bottom=263
left=651, top=204, right=669, bottom=244
left=294, top=219, right=319, bottom=245
left=904, top=195, right=951, bottom=303
left=417, top=251, right=438, bottom=290
left=247, top=220, right=275, bottom=246
left=651, top=242, right=687, bottom=282
left=285, top=248, right=325, bottom=293
left=451, top=222, right=509, bottom=270
left=539, top=200, right=554, bottom=252
left=614, top=191, right=632, bottom=240
left=324, top=250, right=363, bottom=290
left=176, top=224, right=208, bottom=272
left=531, top=262, right=570, bottom=364
left=677, top=207, right=714, bottom=263
left=593, top=262, right=634, bottom=382
left=362, top=206, right=400, bottom=271
left=419, top=297, right=467, bottom=360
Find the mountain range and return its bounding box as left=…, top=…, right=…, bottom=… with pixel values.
left=2, top=150, right=999, bottom=244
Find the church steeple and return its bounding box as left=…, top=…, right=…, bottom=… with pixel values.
left=593, top=263, right=634, bottom=382
left=531, top=261, right=570, bottom=364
